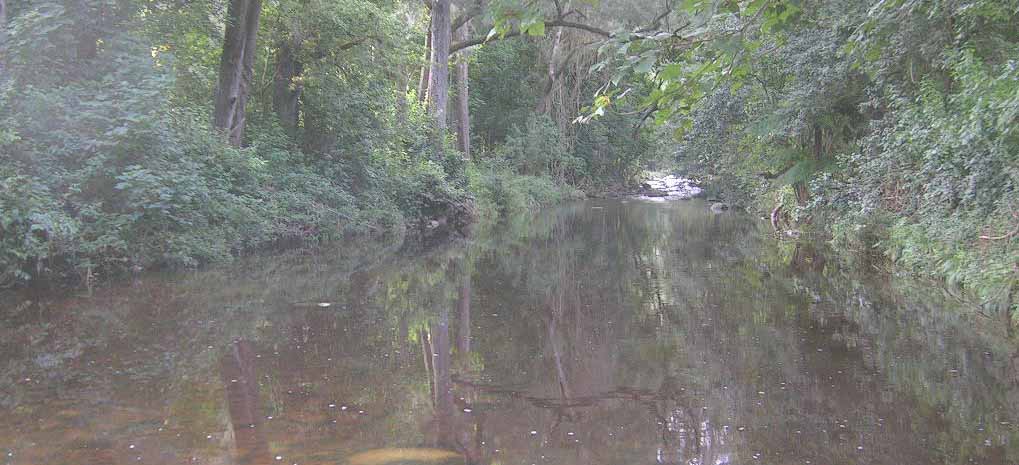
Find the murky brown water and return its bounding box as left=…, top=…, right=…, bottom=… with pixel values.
left=1, top=199, right=1017, bottom=465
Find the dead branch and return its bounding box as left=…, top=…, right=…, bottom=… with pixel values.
left=771, top=202, right=784, bottom=232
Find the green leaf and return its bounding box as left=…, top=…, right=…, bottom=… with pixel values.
left=526, top=21, right=545, bottom=37
left=658, top=63, right=683, bottom=81
left=634, top=56, right=656, bottom=74
left=745, top=0, right=768, bottom=17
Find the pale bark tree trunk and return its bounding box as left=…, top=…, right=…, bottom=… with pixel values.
left=417, top=20, right=432, bottom=103
left=213, top=0, right=262, bottom=147
left=425, top=0, right=451, bottom=155
left=272, top=39, right=303, bottom=136
left=453, top=21, right=471, bottom=159
left=537, top=25, right=564, bottom=114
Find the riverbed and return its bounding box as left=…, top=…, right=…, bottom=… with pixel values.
left=1, top=199, right=1016, bottom=464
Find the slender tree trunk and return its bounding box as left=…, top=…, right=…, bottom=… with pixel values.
left=425, top=0, right=451, bottom=155
left=213, top=0, right=262, bottom=147
left=453, top=22, right=471, bottom=159
left=417, top=20, right=432, bottom=103
left=396, top=62, right=410, bottom=126
left=537, top=26, right=564, bottom=114
left=272, top=39, right=303, bottom=136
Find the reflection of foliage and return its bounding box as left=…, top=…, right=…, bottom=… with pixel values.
left=1, top=201, right=1017, bottom=463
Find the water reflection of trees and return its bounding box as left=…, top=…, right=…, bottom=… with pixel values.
left=1, top=200, right=1017, bottom=464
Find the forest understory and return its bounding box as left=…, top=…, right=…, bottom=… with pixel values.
left=1, top=0, right=1018, bottom=330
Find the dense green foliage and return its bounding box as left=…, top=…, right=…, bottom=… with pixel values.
left=4, top=0, right=1018, bottom=331
left=586, top=0, right=1019, bottom=325
left=1, top=0, right=657, bottom=285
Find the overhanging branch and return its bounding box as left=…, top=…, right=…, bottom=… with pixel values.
left=451, top=18, right=611, bottom=54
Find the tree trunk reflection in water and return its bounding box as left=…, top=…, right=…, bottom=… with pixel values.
left=457, top=264, right=471, bottom=357
left=430, top=305, right=455, bottom=448
left=220, top=340, right=271, bottom=465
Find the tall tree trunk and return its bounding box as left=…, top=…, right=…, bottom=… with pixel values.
left=453, top=22, right=471, bottom=159
left=417, top=20, right=432, bottom=103
left=537, top=25, right=564, bottom=114
left=213, top=0, right=262, bottom=147
left=425, top=0, right=451, bottom=156
left=272, top=39, right=303, bottom=136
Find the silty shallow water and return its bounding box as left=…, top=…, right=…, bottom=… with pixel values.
left=1, top=199, right=1016, bottom=465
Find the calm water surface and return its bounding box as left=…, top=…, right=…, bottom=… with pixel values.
left=1, top=199, right=1017, bottom=465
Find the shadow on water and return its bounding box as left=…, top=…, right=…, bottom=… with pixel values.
left=0, top=199, right=1017, bottom=464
